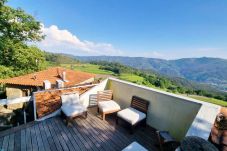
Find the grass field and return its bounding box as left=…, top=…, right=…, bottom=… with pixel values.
left=61, top=63, right=227, bottom=106
left=119, top=73, right=144, bottom=83
left=186, top=95, right=227, bottom=106
left=61, top=63, right=115, bottom=75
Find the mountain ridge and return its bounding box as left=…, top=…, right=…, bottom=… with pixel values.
left=72, top=55, right=227, bottom=91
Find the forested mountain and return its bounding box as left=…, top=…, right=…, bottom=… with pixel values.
left=75, top=56, right=227, bottom=91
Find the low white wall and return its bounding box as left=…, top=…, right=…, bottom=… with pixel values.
left=0, top=96, right=31, bottom=106
left=80, top=79, right=108, bottom=107
left=107, top=78, right=202, bottom=140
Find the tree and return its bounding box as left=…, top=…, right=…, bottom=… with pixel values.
left=0, top=1, right=44, bottom=42
left=0, top=0, right=46, bottom=78
left=12, top=45, right=46, bottom=71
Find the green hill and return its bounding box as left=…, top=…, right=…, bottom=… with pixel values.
left=75, top=56, right=227, bottom=91
left=59, top=60, right=227, bottom=106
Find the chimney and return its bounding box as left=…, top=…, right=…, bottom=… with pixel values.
left=43, top=80, right=51, bottom=90
left=62, top=71, right=66, bottom=81
left=56, top=80, right=64, bottom=88
left=62, top=71, right=68, bottom=82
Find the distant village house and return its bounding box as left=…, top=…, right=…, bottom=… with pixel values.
left=0, top=67, right=95, bottom=99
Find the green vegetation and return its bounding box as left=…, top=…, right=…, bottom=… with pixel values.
left=61, top=63, right=115, bottom=75
left=0, top=0, right=46, bottom=78
left=84, top=61, right=227, bottom=106
left=119, top=73, right=144, bottom=84
left=45, top=52, right=80, bottom=65
left=186, top=95, right=227, bottom=106
left=76, top=56, right=227, bottom=91
left=0, top=0, right=226, bottom=106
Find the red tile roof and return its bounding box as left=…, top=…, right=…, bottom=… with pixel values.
left=0, top=67, right=95, bottom=87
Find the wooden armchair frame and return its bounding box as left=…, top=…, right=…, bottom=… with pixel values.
left=116, top=96, right=150, bottom=134
left=97, top=90, right=120, bottom=120
left=156, top=131, right=180, bottom=151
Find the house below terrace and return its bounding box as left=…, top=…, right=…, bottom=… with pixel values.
left=0, top=67, right=95, bottom=99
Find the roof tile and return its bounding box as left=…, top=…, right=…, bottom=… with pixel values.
left=0, top=67, right=95, bottom=87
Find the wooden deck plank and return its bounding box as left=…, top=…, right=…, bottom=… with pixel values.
left=37, top=123, right=51, bottom=151
left=70, top=119, right=94, bottom=150
left=8, top=133, right=14, bottom=151
left=88, top=114, right=131, bottom=142
left=72, top=120, right=99, bottom=151
left=60, top=119, right=88, bottom=151
left=72, top=119, right=103, bottom=151
left=45, top=119, right=64, bottom=151
left=30, top=125, right=39, bottom=151
left=77, top=117, right=112, bottom=151
left=19, top=130, right=26, bottom=151
left=25, top=126, right=32, bottom=151
left=14, top=131, right=21, bottom=151
left=49, top=118, right=70, bottom=151
left=0, top=121, right=36, bottom=138
left=0, top=112, right=158, bottom=151
left=2, top=135, right=9, bottom=151
left=0, top=137, right=4, bottom=149
left=34, top=124, right=46, bottom=151
left=52, top=118, right=76, bottom=151
left=87, top=114, right=130, bottom=148
left=41, top=121, right=58, bottom=151
left=75, top=118, right=107, bottom=151
left=80, top=116, right=121, bottom=151
left=54, top=118, right=85, bottom=151
left=107, top=116, right=154, bottom=150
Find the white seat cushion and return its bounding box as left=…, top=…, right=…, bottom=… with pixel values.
left=122, top=141, right=148, bottom=151
left=61, top=93, right=80, bottom=106
left=117, top=107, right=146, bottom=125
left=98, top=100, right=120, bottom=113
left=61, top=104, right=87, bottom=117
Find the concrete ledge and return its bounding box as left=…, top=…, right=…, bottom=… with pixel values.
left=0, top=96, right=31, bottom=106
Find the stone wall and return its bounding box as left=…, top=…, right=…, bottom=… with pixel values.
left=6, top=87, right=23, bottom=99
left=5, top=84, right=33, bottom=99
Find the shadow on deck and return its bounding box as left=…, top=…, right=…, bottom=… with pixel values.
left=0, top=107, right=159, bottom=151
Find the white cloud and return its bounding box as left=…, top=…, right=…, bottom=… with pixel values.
left=36, top=24, right=123, bottom=56
left=34, top=24, right=227, bottom=59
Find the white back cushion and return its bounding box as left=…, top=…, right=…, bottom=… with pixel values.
left=61, top=93, right=80, bottom=106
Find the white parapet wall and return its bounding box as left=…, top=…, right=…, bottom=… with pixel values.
left=107, top=78, right=220, bottom=140
left=80, top=79, right=109, bottom=107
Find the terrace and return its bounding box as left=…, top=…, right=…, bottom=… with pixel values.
left=0, top=78, right=221, bottom=151
left=0, top=110, right=158, bottom=151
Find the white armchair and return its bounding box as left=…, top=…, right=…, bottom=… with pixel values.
left=61, top=92, right=87, bottom=126
left=97, top=90, right=120, bottom=120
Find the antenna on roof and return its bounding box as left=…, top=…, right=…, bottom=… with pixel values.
left=32, top=74, right=37, bottom=80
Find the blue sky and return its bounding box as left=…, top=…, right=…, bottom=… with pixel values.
left=7, top=0, right=227, bottom=59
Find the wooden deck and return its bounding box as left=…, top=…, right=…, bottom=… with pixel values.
left=0, top=111, right=159, bottom=151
